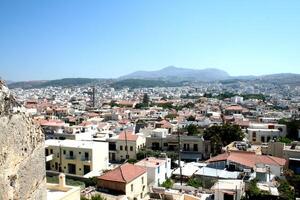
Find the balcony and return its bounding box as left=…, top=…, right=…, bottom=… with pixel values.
left=81, top=157, right=91, bottom=162
left=65, top=155, right=76, bottom=160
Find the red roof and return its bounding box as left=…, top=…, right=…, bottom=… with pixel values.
left=39, top=119, right=65, bottom=127
left=206, top=151, right=286, bottom=168
left=225, top=105, right=243, bottom=111
left=79, top=121, right=93, bottom=127
left=98, top=163, right=146, bottom=183
left=118, top=131, right=138, bottom=141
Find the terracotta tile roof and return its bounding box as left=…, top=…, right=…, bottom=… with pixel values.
left=98, top=163, right=146, bottom=183
left=79, top=121, right=93, bottom=126
left=225, top=105, right=243, bottom=111
left=118, top=131, right=138, bottom=141
left=206, top=151, right=287, bottom=168
left=39, top=119, right=65, bottom=127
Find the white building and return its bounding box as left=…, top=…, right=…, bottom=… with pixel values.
left=135, top=157, right=171, bottom=186
left=231, top=96, right=244, bottom=104
left=45, top=139, right=109, bottom=177
left=247, top=123, right=287, bottom=144
left=211, top=180, right=245, bottom=200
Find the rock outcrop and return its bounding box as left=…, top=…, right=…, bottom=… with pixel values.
left=0, top=81, right=46, bottom=200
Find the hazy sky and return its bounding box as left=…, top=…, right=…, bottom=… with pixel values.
left=1, top=0, right=300, bottom=81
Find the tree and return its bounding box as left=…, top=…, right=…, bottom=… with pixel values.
left=203, top=124, right=244, bottom=155
left=127, top=158, right=137, bottom=164
left=277, top=136, right=292, bottom=144
left=81, top=194, right=106, bottom=200
left=186, top=115, right=196, bottom=121
left=161, top=179, right=173, bottom=189
left=92, top=194, right=106, bottom=200
left=186, top=124, right=199, bottom=136
left=278, top=180, right=295, bottom=200
left=85, top=177, right=98, bottom=187
left=165, top=113, right=178, bottom=120
left=279, top=118, right=300, bottom=140
left=187, top=177, right=202, bottom=188
left=184, top=102, right=195, bottom=108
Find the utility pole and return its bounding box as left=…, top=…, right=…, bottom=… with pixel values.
left=125, top=130, right=129, bottom=161
left=92, top=86, right=96, bottom=108
left=178, top=131, right=182, bottom=186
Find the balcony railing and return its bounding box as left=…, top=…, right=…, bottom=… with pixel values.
left=81, top=157, right=91, bottom=161
left=65, top=155, right=76, bottom=160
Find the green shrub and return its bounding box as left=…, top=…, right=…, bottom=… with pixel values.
left=161, top=179, right=173, bottom=189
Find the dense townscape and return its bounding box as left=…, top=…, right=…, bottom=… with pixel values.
left=2, top=77, right=300, bottom=200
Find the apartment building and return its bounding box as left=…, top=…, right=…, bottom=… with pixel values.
left=107, top=131, right=146, bottom=162
left=246, top=123, right=287, bottom=144
left=45, top=139, right=108, bottom=177
left=146, top=128, right=211, bottom=161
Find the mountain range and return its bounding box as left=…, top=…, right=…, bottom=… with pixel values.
left=119, top=66, right=230, bottom=81
left=6, top=66, right=300, bottom=89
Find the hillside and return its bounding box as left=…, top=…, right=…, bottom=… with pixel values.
left=110, top=79, right=183, bottom=89
left=119, top=66, right=230, bottom=81
left=8, top=78, right=106, bottom=89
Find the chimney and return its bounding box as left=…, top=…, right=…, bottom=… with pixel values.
left=58, top=173, right=66, bottom=189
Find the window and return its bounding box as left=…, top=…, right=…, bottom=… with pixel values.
left=130, top=146, right=133, bottom=151
left=261, top=136, right=265, bottom=143
left=131, top=184, right=133, bottom=192
left=193, top=144, right=198, bottom=151
left=126, top=155, right=129, bottom=159
left=70, top=151, right=74, bottom=157
left=45, top=149, right=49, bottom=156
left=63, top=150, right=66, bottom=155
left=57, top=153, right=59, bottom=158
left=142, top=177, right=144, bottom=184
left=120, top=145, right=123, bottom=150
left=85, top=152, right=89, bottom=160
left=125, top=146, right=128, bottom=151
left=50, top=149, right=53, bottom=154
left=163, top=143, right=168, bottom=147
left=253, top=132, right=256, bottom=142
left=157, top=166, right=160, bottom=174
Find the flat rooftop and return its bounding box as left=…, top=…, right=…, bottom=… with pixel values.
left=45, top=139, right=107, bottom=149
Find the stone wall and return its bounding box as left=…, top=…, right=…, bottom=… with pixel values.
left=0, top=81, right=46, bottom=200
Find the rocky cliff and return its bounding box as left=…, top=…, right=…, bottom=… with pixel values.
left=0, top=81, right=46, bottom=200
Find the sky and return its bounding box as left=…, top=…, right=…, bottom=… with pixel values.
left=0, top=0, right=300, bottom=81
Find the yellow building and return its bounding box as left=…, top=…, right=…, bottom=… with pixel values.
left=97, top=163, right=147, bottom=200
left=108, top=131, right=145, bottom=162
left=45, top=139, right=108, bottom=177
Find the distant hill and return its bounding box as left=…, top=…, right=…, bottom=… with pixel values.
left=259, top=73, right=300, bottom=86
left=119, top=66, right=230, bottom=81
left=8, top=78, right=106, bottom=89
left=110, top=79, right=183, bottom=89
left=219, top=73, right=300, bottom=86
left=7, top=70, right=300, bottom=89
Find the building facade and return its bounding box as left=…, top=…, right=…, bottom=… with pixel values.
left=45, top=139, right=108, bottom=176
